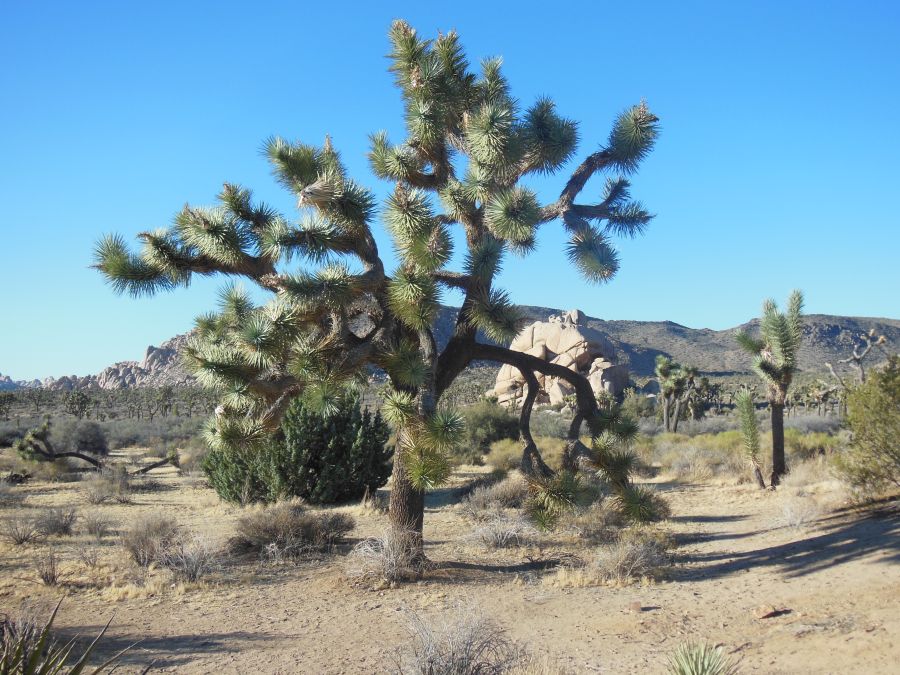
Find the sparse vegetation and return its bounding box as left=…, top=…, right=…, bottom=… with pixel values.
left=35, top=548, right=60, bottom=586
left=471, top=512, right=533, bottom=549
left=161, top=533, right=219, bottom=582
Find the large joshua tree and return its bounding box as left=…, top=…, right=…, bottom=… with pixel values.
left=735, top=290, right=804, bottom=486
left=93, top=22, right=659, bottom=555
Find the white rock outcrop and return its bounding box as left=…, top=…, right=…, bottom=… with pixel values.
left=491, top=309, right=628, bottom=408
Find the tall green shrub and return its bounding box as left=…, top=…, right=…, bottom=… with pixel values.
left=835, top=355, right=900, bottom=493
left=203, top=394, right=392, bottom=504
left=459, top=398, right=519, bottom=463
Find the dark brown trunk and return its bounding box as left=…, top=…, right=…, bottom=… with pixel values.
left=518, top=369, right=553, bottom=478
left=672, top=398, right=682, bottom=433
left=752, top=463, right=767, bottom=490
left=662, top=395, right=670, bottom=432
left=388, top=451, right=425, bottom=558
left=770, top=402, right=786, bottom=486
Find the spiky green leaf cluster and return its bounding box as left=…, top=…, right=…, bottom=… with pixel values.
left=735, top=391, right=761, bottom=464
left=736, top=290, right=805, bottom=398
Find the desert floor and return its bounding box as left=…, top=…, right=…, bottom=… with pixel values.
left=1, top=455, right=898, bottom=674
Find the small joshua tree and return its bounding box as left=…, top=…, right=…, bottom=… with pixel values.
left=94, top=22, right=659, bottom=558
left=735, top=290, right=804, bottom=486
left=735, top=390, right=766, bottom=489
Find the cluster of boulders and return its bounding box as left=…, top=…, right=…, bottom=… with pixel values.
left=491, top=309, right=629, bottom=408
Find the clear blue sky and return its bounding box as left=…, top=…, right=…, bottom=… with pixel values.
left=1, top=1, right=898, bottom=381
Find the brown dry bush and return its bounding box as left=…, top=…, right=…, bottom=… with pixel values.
left=121, top=514, right=178, bottom=567
left=1, top=515, right=41, bottom=545
left=228, top=501, right=354, bottom=560
left=35, top=548, right=60, bottom=586
left=83, top=467, right=133, bottom=505
left=346, top=528, right=421, bottom=584
left=82, top=512, right=113, bottom=539
left=35, top=507, right=78, bottom=536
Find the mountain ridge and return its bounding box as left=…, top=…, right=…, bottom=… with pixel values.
left=2, top=309, right=897, bottom=390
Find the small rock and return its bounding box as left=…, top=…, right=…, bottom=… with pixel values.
left=629, top=601, right=643, bottom=613
left=754, top=605, right=790, bottom=619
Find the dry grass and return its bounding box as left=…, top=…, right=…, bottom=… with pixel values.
left=162, top=533, right=219, bottom=582
left=470, top=512, right=533, bottom=549
left=397, top=606, right=525, bottom=674
left=35, top=507, right=78, bottom=536
left=779, top=495, right=822, bottom=530
left=463, top=475, right=529, bottom=518
left=83, top=468, right=133, bottom=505
left=346, top=528, right=421, bottom=585
left=81, top=512, right=113, bottom=539
left=35, top=547, right=61, bottom=586
left=550, top=529, right=671, bottom=587
left=484, top=437, right=567, bottom=472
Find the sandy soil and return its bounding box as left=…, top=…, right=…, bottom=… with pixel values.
left=1, top=456, right=898, bottom=674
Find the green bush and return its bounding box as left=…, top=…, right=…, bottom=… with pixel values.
left=834, top=355, right=900, bottom=493
left=458, top=398, right=519, bottom=463
left=203, top=393, right=392, bottom=504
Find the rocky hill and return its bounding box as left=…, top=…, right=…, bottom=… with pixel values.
left=2, top=309, right=897, bottom=390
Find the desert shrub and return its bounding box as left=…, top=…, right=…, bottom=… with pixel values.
left=613, top=484, right=670, bottom=523
left=82, top=466, right=132, bottom=504
left=779, top=495, right=822, bottom=529
left=82, top=512, right=112, bottom=539
left=555, top=529, right=670, bottom=587
left=1, top=516, right=41, bottom=545
left=76, top=543, right=100, bottom=569
left=398, top=608, right=525, bottom=674
left=161, top=533, right=218, bottom=582
left=121, top=514, right=178, bottom=567
left=834, top=356, right=900, bottom=493
left=346, top=528, right=421, bottom=584
left=784, top=429, right=841, bottom=461
left=35, top=508, right=78, bottom=536
left=35, top=548, right=60, bottom=586
left=204, top=393, right=392, bottom=505
left=52, top=419, right=109, bottom=456
left=27, top=458, right=79, bottom=483
left=485, top=436, right=567, bottom=472
left=464, top=475, right=529, bottom=516
left=228, top=501, right=354, bottom=559
left=668, top=641, right=738, bottom=675
left=779, top=457, right=832, bottom=491
left=459, top=399, right=519, bottom=463
left=177, top=436, right=209, bottom=477
left=0, top=424, right=26, bottom=448
left=784, top=413, right=842, bottom=435
left=621, top=388, right=657, bottom=420
left=561, top=500, right=626, bottom=543
left=529, top=409, right=572, bottom=439
left=471, top=512, right=532, bottom=549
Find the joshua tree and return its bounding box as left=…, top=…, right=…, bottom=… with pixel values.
left=93, top=22, right=658, bottom=557
left=826, top=328, right=888, bottom=388
left=654, top=356, right=697, bottom=432
left=735, top=290, right=804, bottom=486
left=63, top=390, right=91, bottom=419
left=735, top=390, right=766, bottom=489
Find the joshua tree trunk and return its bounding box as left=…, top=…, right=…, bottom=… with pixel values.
left=388, top=446, right=426, bottom=559
left=770, top=401, right=786, bottom=486
left=662, top=397, right=671, bottom=432
left=518, top=369, right=553, bottom=478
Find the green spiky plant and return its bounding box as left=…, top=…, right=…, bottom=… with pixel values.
left=667, top=641, right=738, bottom=675
left=94, top=22, right=659, bottom=559
left=0, top=600, right=131, bottom=674
left=735, top=290, right=804, bottom=486
left=735, top=391, right=766, bottom=489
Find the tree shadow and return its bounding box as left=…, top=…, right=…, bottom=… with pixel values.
left=670, top=514, right=749, bottom=523
left=52, top=626, right=277, bottom=670
left=676, top=505, right=900, bottom=581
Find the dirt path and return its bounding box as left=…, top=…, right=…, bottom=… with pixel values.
left=3, top=478, right=899, bottom=673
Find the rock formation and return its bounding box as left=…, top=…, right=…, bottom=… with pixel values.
left=491, top=309, right=629, bottom=408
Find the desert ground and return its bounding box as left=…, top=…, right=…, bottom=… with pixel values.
left=1, top=446, right=897, bottom=674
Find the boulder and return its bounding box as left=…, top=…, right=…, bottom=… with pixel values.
left=491, top=309, right=628, bottom=408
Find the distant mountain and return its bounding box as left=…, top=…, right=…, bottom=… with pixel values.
left=3, top=309, right=897, bottom=390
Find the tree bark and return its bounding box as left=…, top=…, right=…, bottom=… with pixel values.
left=388, top=443, right=425, bottom=560
left=518, top=369, right=553, bottom=478
left=770, top=402, right=786, bottom=486
left=662, top=395, right=670, bottom=432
